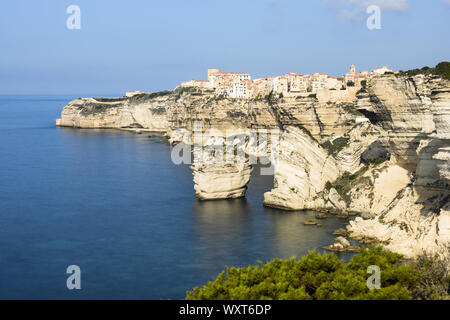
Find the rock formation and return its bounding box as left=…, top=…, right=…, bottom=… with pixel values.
left=263, top=125, right=340, bottom=210
left=57, top=73, right=450, bottom=259
left=191, top=132, right=253, bottom=200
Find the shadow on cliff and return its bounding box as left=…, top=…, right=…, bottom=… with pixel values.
left=403, top=134, right=450, bottom=217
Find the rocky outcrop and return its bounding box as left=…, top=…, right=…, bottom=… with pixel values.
left=263, top=125, right=340, bottom=210
left=193, top=163, right=253, bottom=200
left=345, top=75, right=450, bottom=258
left=57, top=89, right=355, bottom=201
left=57, top=90, right=279, bottom=133
left=263, top=74, right=450, bottom=258
left=57, top=73, right=450, bottom=259
left=191, top=133, right=253, bottom=200
left=348, top=186, right=450, bottom=258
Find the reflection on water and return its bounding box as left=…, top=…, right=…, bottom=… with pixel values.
left=191, top=162, right=355, bottom=274
left=192, top=176, right=354, bottom=271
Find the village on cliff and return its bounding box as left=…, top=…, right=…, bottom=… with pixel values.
left=184, top=65, right=393, bottom=99
left=126, top=65, right=394, bottom=99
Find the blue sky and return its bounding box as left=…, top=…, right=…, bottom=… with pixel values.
left=0, top=0, right=449, bottom=94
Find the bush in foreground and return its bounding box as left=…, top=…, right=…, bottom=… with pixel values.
left=186, top=246, right=449, bottom=300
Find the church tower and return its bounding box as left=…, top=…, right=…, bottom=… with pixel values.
left=350, top=64, right=356, bottom=74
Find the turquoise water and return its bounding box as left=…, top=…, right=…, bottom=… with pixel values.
left=0, top=95, right=353, bottom=299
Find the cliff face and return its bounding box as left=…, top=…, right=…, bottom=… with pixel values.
left=347, top=75, right=450, bottom=258
left=56, top=90, right=278, bottom=132
left=263, top=74, right=450, bottom=258
left=263, top=125, right=341, bottom=210
left=57, top=74, right=450, bottom=258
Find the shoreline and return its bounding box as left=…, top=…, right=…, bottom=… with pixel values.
left=54, top=72, right=450, bottom=261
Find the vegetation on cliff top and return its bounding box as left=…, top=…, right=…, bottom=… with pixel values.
left=398, top=61, right=450, bottom=80
left=186, top=246, right=449, bottom=300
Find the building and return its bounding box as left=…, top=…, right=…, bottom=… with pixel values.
left=180, top=80, right=210, bottom=88
left=252, top=77, right=275, bottom=97
left=272, top=76, right=289, bottom=94
left=287, top=73, right=309, bottom=93
left=344, top=64, right=357, bottom=86
left=372, top=66, right=392, bottom=75
left=207, top=69, right=252, bottom=98
left=176, top=64, right=396, bottom=99
left=327, top=76, right=338, bottom=90
left=311, top=73, right=328, bottom=92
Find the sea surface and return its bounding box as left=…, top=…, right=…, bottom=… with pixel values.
left=0, top=94, right=355, bottom=299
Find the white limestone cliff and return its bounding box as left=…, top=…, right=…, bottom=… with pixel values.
left=263, top=125, right=340, bottom=210
left=57, top=73, right=450, bottom=259
left=191, top=132, right=253, bottom=200
left=263, top=74, right=449, bottom=258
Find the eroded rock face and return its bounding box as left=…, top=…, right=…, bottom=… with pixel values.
left=191, top=133, right=253, bottom=200
left=348, top=187, right=450, bottom=258
left=346, top=75, right=450, bottom=258
left=263, top=74, right=450, bottom=258
left=263, top=126, right=340, bottom=210
left=193, top=163, right=253, bottom=200
left=57, top=74, right=450, bottom=259
left=57, top=90, right=356, bottom=202
left=57, top=91, right=279, bottom=132
left=334, top=122, right=384, bottom=173
left=263, top=121, right=387, bottom=213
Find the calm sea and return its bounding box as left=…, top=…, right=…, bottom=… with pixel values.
left=0, top=95, right=353, bottom=299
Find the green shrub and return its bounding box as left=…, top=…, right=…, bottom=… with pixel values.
left=94, top=97, right=127, bottom=102
left=147, top=90, right=172, bottom=99
left=397, top=61, right=450, bottom=80
left=321, top=137, right=349, bottom=156
left=186, top=246, right=447, bottom=300
left=347, top=81, right=355, bottom=87
left=173, top=86, right=198, bottom=99
left=411, top=253, right=450, bottom=299
left=308, top=93, right=317, bottom=98
left=326, top=165, right=370, bottom=206
left=265, top=90, right=274, bottom=102
left=435, top=62, right=450, bottom=80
